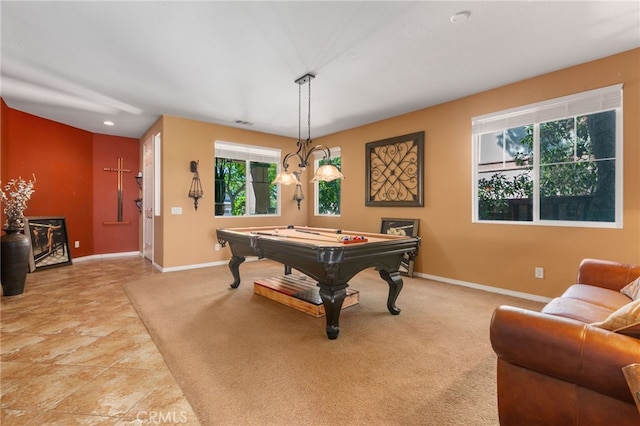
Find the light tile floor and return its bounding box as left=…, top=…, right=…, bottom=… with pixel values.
left=1, top=256, right=200, bottom=425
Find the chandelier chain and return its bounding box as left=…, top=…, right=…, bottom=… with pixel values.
left=272, top=72, right=343, bottom=192
left=307, top=76, right=311, bottom=141
left=298, top=81, right=302, bottom=142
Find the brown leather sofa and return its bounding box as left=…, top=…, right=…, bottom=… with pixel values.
left=490, top=258, right=640, bottom=425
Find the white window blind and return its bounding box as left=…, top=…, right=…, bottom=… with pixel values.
left=215, top=140, right=280, bottom=163
left=313, top=146, right=341, bottom=160
left=472, top=84, right=623, bottom=135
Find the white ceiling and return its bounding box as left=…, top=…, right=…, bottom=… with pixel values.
left=2, top=1, right=639, bottom=139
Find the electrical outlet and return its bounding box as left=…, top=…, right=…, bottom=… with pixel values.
left=74, top=241, right=80, bottom=248
left=215, top=243, right=220, bottom=251
left=535, top=267, right=544, bottom=279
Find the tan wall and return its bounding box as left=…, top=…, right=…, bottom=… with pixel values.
left=149, top=48, right=639, bottom=298
left=148, top=115, right=306, bottom=269
left=311, top=48, right=640, bottom=297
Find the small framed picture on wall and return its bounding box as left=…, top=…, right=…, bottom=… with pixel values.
left=24, top=216, right=72, bottom=271
left=380, top=218, right=419, bottom=277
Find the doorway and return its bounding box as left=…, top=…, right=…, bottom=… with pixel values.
left=142, top=134, right=158, bottom=262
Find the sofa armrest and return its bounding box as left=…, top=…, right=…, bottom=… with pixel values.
left=490, top=305, right=640, bottom=403
left=577, top=258, right=640, bottom=291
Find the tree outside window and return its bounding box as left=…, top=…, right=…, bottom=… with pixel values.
left=214, top=142, right=279, bottom=216
left=473, top=85, right=621, bottom=227
left=315, top=155, right=341, bottom=216
left=477, top=111, right=617, bottom=223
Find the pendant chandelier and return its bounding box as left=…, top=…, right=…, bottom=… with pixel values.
left=273, top=73, right=344, bottom=198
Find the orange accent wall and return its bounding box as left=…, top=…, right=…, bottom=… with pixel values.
left=1, top=100, right=8, bottom=187
left=93, top=134, right=140, bottom=254
left=1, top=107, right=139, bottom=258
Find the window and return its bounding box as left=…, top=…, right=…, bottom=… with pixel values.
left=472, top=84, right=622, bottom=227
left=314, top=147, right=341, bottom=216
left=214, top=141, right=280, bottom=216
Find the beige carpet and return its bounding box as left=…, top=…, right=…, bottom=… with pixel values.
left=123, top=260, right=543, bottom=425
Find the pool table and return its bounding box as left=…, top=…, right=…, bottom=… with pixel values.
left=216, top=225, right=420, bottom=339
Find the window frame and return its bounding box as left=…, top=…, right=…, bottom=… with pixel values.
left=471, top=84, right=623, bottom=228
left=313, top=147, right=342, bottom=217
left=214, top=140, right=281, bottom=217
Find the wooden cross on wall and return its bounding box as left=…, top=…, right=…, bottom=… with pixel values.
left=103, top=157, right=131, bottom=222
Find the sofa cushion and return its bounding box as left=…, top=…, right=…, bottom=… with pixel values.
left=542, top=297, right=614, bottom=323
left=561, top=284, right=632, bottom=310
left=621, top=277, right=640, bottom=300
left=592, top=299, right=640, bottom=338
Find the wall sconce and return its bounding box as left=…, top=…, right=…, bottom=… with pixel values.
left=188, top=160, right=204, bottom=210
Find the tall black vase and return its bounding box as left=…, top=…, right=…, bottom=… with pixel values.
left=1, top=229, right=31, bottom=296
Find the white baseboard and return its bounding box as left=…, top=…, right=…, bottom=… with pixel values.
left=158, top=261, right=551, bottom=302
left=413, top=272, right=552, bottom=303
left=158, top=256, right=261, bottom=273
left=73, top=252, right=262, bottom=273
left=160, top=260, right=228, bottom=273
left=70, top=253, right=552, bottom=302
left=73, top=251, right=141, bottom=263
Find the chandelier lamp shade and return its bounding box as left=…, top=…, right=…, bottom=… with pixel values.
left=273, top=73, right=344, bottom=194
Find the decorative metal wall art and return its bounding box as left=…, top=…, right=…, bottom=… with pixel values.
left=365, top=131, right=424, bottom=206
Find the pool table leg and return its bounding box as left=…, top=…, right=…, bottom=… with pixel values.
left=379, top=269, right=403, bottom=315
left=228, top=255, right=246, bottom=288
left=318, top=284, right=347, bottom=340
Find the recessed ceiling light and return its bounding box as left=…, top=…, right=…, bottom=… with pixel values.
left=450, top=11, right=471, bottom=24
left=103, top=120, right=115, bottom=126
